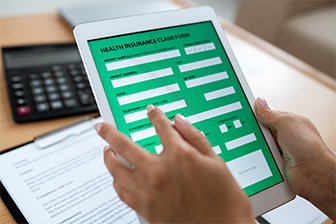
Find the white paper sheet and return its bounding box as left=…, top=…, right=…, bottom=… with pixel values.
left=0, top=117, right=140, bottom=224
left=262, top=196, right=328, bottom=224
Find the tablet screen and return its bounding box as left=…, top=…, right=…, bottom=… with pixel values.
left=87, top=21, right=283, bottom=196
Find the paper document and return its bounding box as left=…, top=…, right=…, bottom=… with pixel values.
left=262, top=196, right=328, bottom=224
left=0, top=117, right=139, bottom=224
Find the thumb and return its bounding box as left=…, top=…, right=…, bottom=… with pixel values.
left=254, top=97, right=287, bottom=131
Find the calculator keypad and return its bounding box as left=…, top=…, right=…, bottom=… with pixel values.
left=6, top=62, right=97, bottom=123
left=30, top=64, right=91, bottom=112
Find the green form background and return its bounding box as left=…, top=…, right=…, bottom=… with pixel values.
left=88, top=21, right=283, bottom=196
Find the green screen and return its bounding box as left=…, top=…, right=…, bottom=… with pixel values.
left=88, top=21, right=283, bottom=196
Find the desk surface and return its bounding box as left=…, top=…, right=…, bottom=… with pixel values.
left=1, top=1, right=335, bottom=223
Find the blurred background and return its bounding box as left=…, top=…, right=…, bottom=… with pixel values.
left=0, top=1, right=334, bottom=223
left=0, top=0, right=335, bottom=78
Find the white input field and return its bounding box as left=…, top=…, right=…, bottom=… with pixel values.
left=178, top=57, right=222, bottom=72
left=187, top=102, right=242, bottom=124
left=226, top=149, right=272, bottom=189
left=155, top=145, right=164, bottom=154
left=106, top=50, right=181, bottom=71
left=204, top=43, right=215, bottom=50
left=195, top=45, right=205, bottom=52
left=130, top=101, right=242, bottom=142
left=225, top=133, right=257, bottom=150
left=118, top=84, right=180, bottom=106
left=124, top=99, right=187, bottom=123
left=212, top=145, right=222, bottom=155
left=130, top=127, right=156, bottom=142
left=156, top=144, right=221, bottom=155
left=185, top=43, right=215, bottom=55
left=233, top=120, right=242, bottom=128
left=112, top=68, right=173, bottom=88
left=185, top=46, right=196, bottom=55
left=219, top=124, right=228, bottom=133
left=185, top=72, right=228, bottom=88
left=204, top=86, right=235, bottom=101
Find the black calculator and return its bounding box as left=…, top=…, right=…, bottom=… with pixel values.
left=2, top=43, right=98, bottom=123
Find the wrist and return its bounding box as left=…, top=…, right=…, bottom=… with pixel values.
left=300, top=151, right=336, bottom=220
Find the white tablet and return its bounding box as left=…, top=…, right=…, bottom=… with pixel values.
left=74, top=6, right=295, bottom=218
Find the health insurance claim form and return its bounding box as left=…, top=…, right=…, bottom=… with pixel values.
left=88, top=21, right=284, bottom=198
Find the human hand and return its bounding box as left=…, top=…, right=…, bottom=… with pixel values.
left=255, top=97, right=335, bottom=220
left=95, top=105, right=254, bottom=223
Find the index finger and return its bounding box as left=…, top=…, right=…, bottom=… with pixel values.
left=146, top=105, right=187, bottom=151
left=95, top=122, right=153, bottom=168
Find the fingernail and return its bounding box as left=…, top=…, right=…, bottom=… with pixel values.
left=175, top=114, right=189, bottom=126
left=147, top=104, right=155, bottom=113
left=257, top=97, right=268, bottom=107
left=103, top=145, right=109, bottom=153
left=94, top=122, right=102, bottom=133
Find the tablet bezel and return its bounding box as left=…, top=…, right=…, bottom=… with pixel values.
left=73, top=6, right=295, bottom=217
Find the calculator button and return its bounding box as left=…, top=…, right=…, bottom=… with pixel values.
left=12, top=83, right=24, bottom=89
left=73, top=76, right=83, bottom=82
left=17, top=99, right=26, bottom=105
left=44, top=78, right=55, bottom=85
left=76, top=83, right=86, bottom=90
left=17, top=106, right=30, bottom=116
left=15, top=90, right=25, bottom=97
left=59, top=84, right=70, bottom=91
left=34, top=95, right=47, bottom=103
left=11, top=76, right=22, bottom=82
left=51, top=65, right=62, bottom=71
left=41, top=72, right=52, bottom=79
left=36, top=103, right=49, bottom=112
left=32, top=87, right=44, bottom=95
left=61, top=91, right=73, bottom=99
left=56, top=77, right=67, bottom=84
left=51, top=101, right=63, bottom=110
left=70, top=70, right=80, bottom=76
left=67, top=64, right=76, bottom=70
left=48, top=93, right=60, bottom=101
left=77, top=91, right=92, bottom=105
left=54, top=71, right=65, bottom=77
left=30, top=74, right=39, bottom=79
left=64, top=98, right=77, bottom=108
left=46, top=85, right=57, bottom=93
left=30, top=80, right=42, bottom=87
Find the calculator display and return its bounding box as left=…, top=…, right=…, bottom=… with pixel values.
left=4, top=49, right=81, bottom=69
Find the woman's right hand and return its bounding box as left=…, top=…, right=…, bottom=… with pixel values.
left=97, top=105, right=254, bottom=223
left=255, top=97, right=335, bottom=221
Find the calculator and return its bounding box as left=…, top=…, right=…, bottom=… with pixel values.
left=2, top=43, right=98, bottom=123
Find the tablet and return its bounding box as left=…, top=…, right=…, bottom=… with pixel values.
left=73, top=6, right=295, bottom=217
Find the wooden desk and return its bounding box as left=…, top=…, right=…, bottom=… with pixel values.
left=1, top=1, right=335, bottom=223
